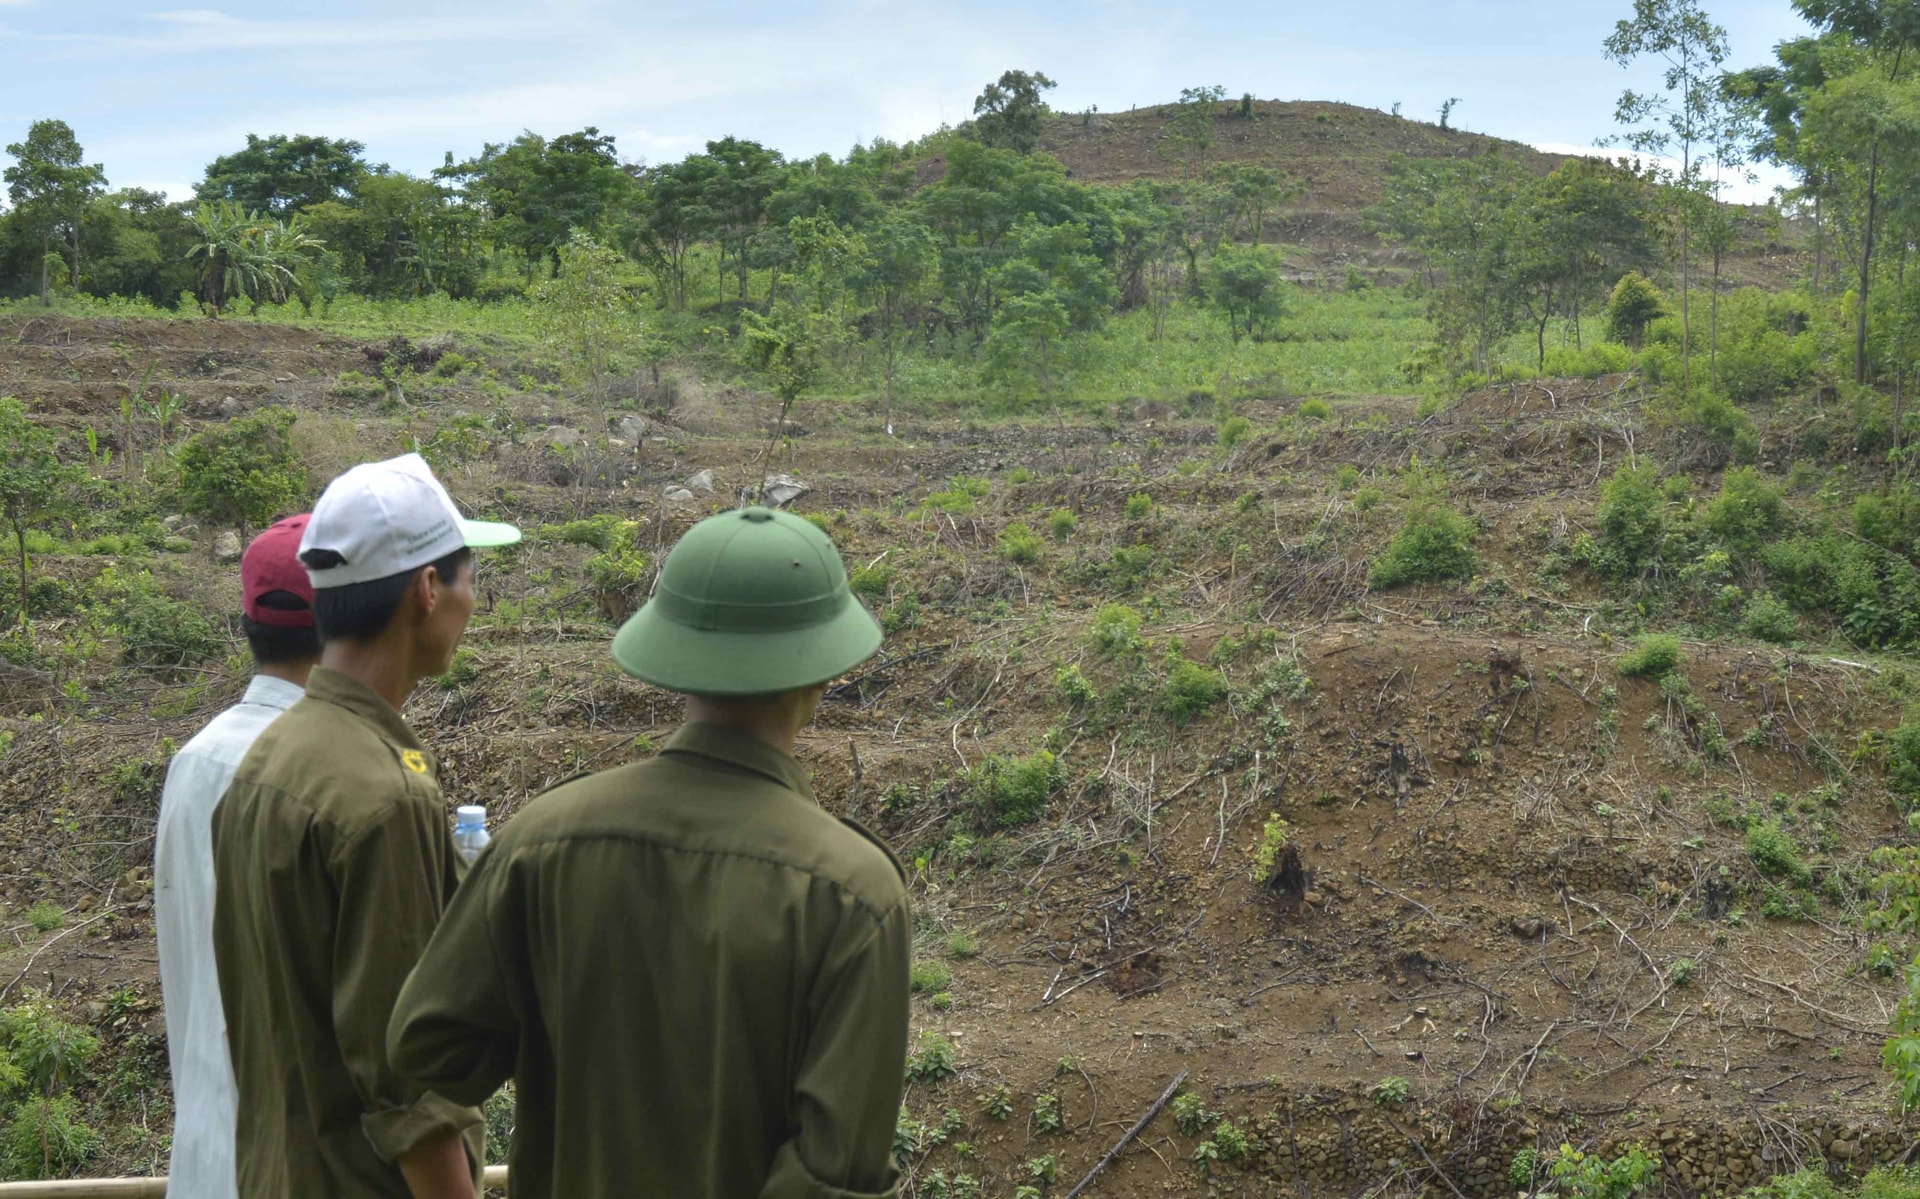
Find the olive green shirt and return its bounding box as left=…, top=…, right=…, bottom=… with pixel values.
left=211, top=667, right=484, bottom=1199
left=388, top=722, right=912, bottom=1199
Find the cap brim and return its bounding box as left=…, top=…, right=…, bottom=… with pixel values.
left=460, top=519, right=522, bottom=548
left=611, top=596, right=882, bottom=697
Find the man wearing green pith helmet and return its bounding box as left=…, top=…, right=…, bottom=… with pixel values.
left=389, top=506, right=911, bottom=1199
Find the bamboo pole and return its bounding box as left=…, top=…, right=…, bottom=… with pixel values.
left=0, top=1165, right=510, bottom=1196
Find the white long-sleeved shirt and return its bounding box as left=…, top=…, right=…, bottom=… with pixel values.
left=154, top=675, right=303, bottom=1199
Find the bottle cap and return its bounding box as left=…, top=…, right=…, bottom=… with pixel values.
left=455, top=805, right=486, bottom=823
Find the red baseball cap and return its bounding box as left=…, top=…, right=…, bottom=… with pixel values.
left=242, top=514, right=317, bottom=628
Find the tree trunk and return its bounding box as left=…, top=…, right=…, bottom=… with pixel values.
left=69, top=222, right=82, bottom=290
left=1857, top=139, right=1881, bottom=386
left=1679, top=219, right=1691, bottom=394
left=14, top=522, right=27, bottom=633
left=1813, top=194, right=1824, bottom=294
left=38, top=233, right=50, bottom=307
left=1710, top=244, right=1722, bottom=389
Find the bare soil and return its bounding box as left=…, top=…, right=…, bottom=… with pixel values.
left=0, top=313, right=1909, bottom=1193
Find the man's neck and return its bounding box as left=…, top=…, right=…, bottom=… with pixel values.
left=684, top=704, right=801, bottom=756
left=256, top=658, right=317, bottom=689
left=319, top=638, right=418, bottom=713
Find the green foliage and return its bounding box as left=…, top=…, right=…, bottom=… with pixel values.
left=1588, top=463, right=1667, bottom=585
left=1026, top=1154, right=1058, bottom=1185
left=533, top=231, right=645, bottom=396
left=962, top=750, right=1066, bottom=829
left=1352, top=485, right=1383, bottom=514
left=482, top=1084, right=516, bottom=1166
left=1616, top=634, right=1681, bottom=679
left=1369, top=504, right=1476, bottom=589
left=923, top=476, right=991, bottom=516
left=1741, top=591, right=1799, bottom=644
left=1336, top=466, right=1361, bottom=491
left=1054, top=663, right=1097, bottom=707
left=1218, top=415, right=1254, bottom=448
left=1159, top=660, right=1229, bottom=724
left=946, top=930, right=980, bottom=959
left=1, top=1095, right=102, bottom=1180
left=1253, top=815, right=1292, bottom=883
left=1746, top=819, right=1809, bottom=883
left=1031, top=1092, right=1063, bottom=1133
left=1048, top=509, right=1077, bottom=541
left=910, top=960, right=953, bottom=994
left=1125, top=492, right=1154, bottom=520
left=176, top=408, right=305, bottom=535
left=110, top=588, right=224, bottom=674
left=1299, top=398, right=1330, bottom=421
left=998, top=522, right=1042, bottom=566
left=1702, top=467, right=1785, bottom=554
left=1088, top=605, right=1144, bottom=655
left=905, top=1033, right=957, bottom=1081
left=1172, top=1092, right=1217, bottom=1136
left=982, top=1087, right=1014, bottom=1120
left=1668, top=957, right=1699, bottom=987
left=1213, top=1120, right=1249, bottom=1160
left=1667, top=390, right=1757, bottom=464
left=1206, top=243, right=1287, bottom=344
left=1510, top=1147, right=1540, bottom=1188
left=584, top=547, right=650, bottom=621
left=1547, top=1144, right=1660, bottom=1199
left=970, top=70, right=1057, bottom=155
left=24, top=904, right=62, bottom=934
left=1605, top=272, right=1666, bottom=348
left=1370, top=1075, right=1410, bottom=1106
left=849, top=563, right=895, bottom=598
left=544, top=514, right=637, bottom=551
left=0, top=399, right=79, bottom=632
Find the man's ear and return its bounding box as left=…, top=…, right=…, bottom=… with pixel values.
left=407, top=565, right=439, bottom=620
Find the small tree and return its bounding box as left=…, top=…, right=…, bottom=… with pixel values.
left=176, top=408, right=305, bottom=541
left=0, top=399, right=77, bottom=632
left=1206, top=244, right=1286, bottom=343
left=1160, top=85, right=1227, bottom=179
left=1606, top=271, right=1668, bottom=347
left=534, top=230, right=643, bottom=398
left=741, top=303, right=829, bottom=491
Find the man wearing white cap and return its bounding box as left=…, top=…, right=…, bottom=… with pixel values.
left=211, top=453, right=519, bottom=1199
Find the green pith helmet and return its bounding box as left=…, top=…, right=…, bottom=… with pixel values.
left=612, top=506, right=882, bottom=696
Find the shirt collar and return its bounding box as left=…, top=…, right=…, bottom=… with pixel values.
left=303, top=667, right=424, bottom=752
left=662, top=722, right=816, bottom=802
left=241, top=674, right=305, bottom=712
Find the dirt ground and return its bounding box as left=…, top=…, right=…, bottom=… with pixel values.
left=0, top=313, right=1910, bottom=1194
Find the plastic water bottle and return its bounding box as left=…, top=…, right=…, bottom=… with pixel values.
left=453, top=805, right=491, bottom=865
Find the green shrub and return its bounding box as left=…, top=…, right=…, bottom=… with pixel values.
left=483, top=1084, right=516, bottom=1166
left=905, top=1033, right=957, bottom=1081
left=963, top=750, right=1066, bottom=829
left=1336, top=466, right=1361, bottom=491
left=1542, top=341, right=1637, bottom=378
left=1032, top=1093, right=1062, bottom=1132
left=113, top=592, right=224, bottom=674
left=947, top=931, right=980, bottom=959
left=1548, top=1144, right=1661, bottom=1199
left=999, top=522, right=1042, bottom=566
left=924, top=476, right=991, bottom=515
left=1856, top=489, right=1920, bottom=557
left=850, top=563, right=895, bottom=598
left=1088, top=605, right=1143, bottom=655
left=585, top=547, right=650, bottom=620
left=1008, top=466, right=1035, bottom=485
left=1747, top=818, right=1809, bottom=882
left=1368, top=505, right=1476, bottom=589
left=1616, top=633, right=1681, bottom=679
left=1741, top=591, right=1799, bottom=644
left=910, top=960, right=954, bottom=994
left=1299, top=398, right=1331, bottom=421
left=1103, top=544, right=1155, bottom=590
left=1159, top=660, right=1229, bottom=724
left=1352, top=486, right=1383, bottom=514
left=1, top=1095, right=102, bottom=1180
left=1125, top=492, right=1154, bottom=520
left=176, top=407, right=305, bottom=535
left=1703, top=467, right=1785, bottom=554
left=545, top=514, right=636, bottom=551
left=1669, top=390, right=1757, bottom=464
left=1889, top=718, right=1920, bottom=798
left=1370, top=1075, right=1410, bottom=1106
left=1055, top=663, right=1097, bottom=707
left=1590, top=463, right=1667, bottom=583
left=1048, top=509, right=1077, bottom=540
left=24, top=904, right=62, bottom=933
left=1218, top=416, right=1253, bottom=448
left=431, top=350, right=471, bottom=377
left=1172, top=1092, right=1215, bottom=1136
left=1605, top=271, right=1665, bottom=348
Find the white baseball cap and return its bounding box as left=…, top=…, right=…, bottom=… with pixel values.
left=299, top=453, right=521, bottom=589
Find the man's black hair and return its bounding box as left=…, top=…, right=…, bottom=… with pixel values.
left=301, top=547, right=471, bottom=643
left=241, top=590, right=321, bottom=664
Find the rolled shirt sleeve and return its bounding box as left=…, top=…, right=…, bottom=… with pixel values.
left=329, top=798, right=484, bottom=1161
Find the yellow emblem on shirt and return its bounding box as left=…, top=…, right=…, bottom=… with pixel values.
left=401, top=750, right=429, bottom=774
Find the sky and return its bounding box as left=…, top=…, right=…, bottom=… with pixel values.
left=0, top=0, right=1816, bottom=205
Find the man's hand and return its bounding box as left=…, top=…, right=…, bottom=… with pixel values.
left=397, top=1131, right=477, bottom=1199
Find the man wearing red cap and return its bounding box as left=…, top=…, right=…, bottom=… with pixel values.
left=155, top=514, right=320, bottom=1199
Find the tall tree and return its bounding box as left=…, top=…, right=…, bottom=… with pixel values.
left=971, top=70, right=1058, bottom=155
left=444, top=128, right=635, bottom=276
left=1794, top=0, right=1920, bottom=383
left=856, top=211, right=938, bottom=419
left=1159, top=86, right=1227, bottom=179
left=699, top=137, right=786, bottom=302
left=1603, top=0, right=1732, bottom=393
left=195, top=134, right=368, bottom=217
left=4, top=120, right=106, bottom=305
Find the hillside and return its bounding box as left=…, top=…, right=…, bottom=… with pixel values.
left=0, top=312, right=1912, bottom=1194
